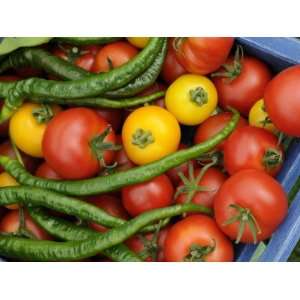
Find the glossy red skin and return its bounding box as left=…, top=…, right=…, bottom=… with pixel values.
left=88, top=195, right=129, bottom=233
left=122, top=174, right=174, bottom=217
left=126, top=226, right=170, bottom=262
left=95, top=108, right=123, bottom=133
left=164, top=215, right=234, bottom=262
left=166, top=144, right=196, bottom=185
left=92, top=42, right=138, bottom=73
left=162, top=38, right=187, bottom=84
left=176, top=167, right=227, bottom=209
left=42, top=108, right=117, bottom=179
left=264, top=65, right=300, bottom=137
left=194, top=112, right=248, bottom=151
left=175, top=37, right=234, bottom=75
left=35, top=162, right=61, bottom=180
left=213, top=56, right=272, bottom=116
left=0, top=141, right=39, bottom=173
left=214, top=169, right=288, bottom=243
left=223, top=126, right=283, bottom=177
left=0, top=210, right=52, bottom=240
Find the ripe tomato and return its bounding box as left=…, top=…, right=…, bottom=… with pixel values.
left=249, top=99, right=277, bottom=134
left=161, top=38, right=187, bottom=84
left=0, top=209, right=52, bottom=240
left=223, top=126, right=283, bottom=176
left=174, top=37, right=234, bottom=75
left=214, top=169, right=288, bottom=243
left=42, top=107, right=118, bottom=179
left=35, top=162, right=61, bottom=180
left=88, top=195, right=129, bottom=233
left=95, top=108, right=123, bottom=133
left=122, top=106, right=180, bottom=165
left=0, top=141, right=38, bottom=173
left=115, top=135, right=135, bottom=169
left=212, top=53, right=272, bottom=116
left=165, top=74, right=218, bottom=125
left=122, top=174, right=174, bottom=217
left=127, top=37, right=149, bottom=48
left=264, top=65, right=300, bottom=137
left=9, top=103, right=61, bottom=157
left=0, top=172, right=19, bottom=209
left=92, top=42, right=138, bottom=73
left=164, top=215, right=234, bottom=262
left=194, top=112, right=248, bottom=151
left=138, top=82, right=166, bottom=108
left=175, top=167, right=227, bottom=209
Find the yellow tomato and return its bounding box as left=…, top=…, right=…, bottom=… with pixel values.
left=165, top=74, right=218, bottom=126
left=122, top=105, right=181, bottom=165
left=127, top=37, right=149, bottom=48
left=9, top=103, right=61, bottom=157
left=0, top=172, right=19, bottom=209
left=249, top=99, right=277, bottom=134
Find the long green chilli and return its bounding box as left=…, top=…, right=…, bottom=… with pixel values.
left=0, top=186, right=166, bottom=233
left=28, top=207, right=141, bottom=262
left=0, top=109, right=240, bottom=196
left=30, top=91, right=165, bottom=109
left=54, top=37, right=122, bottom=45
left=0, top=203, right=211, bottom=261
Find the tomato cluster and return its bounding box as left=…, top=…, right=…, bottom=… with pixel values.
left=1, top=37, right=296, bottom=262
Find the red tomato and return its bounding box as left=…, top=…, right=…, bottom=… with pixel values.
left=42, top=107, right=117, bottom=179
left=139, top=82, right=166, bottom=107
left=0, top=141, right=39, bottom=174
left=223, top=126, right=283, bottom=177
left=164, top=215, right=234, bottom=262
left=88, top=195, right=129, bottom=233
left=166, top=144, right=197, bottom=185
left=214, top=169, right=288, bottom=243
left=35, top=162, right=61, bottom=180
left=212, top=55, right=272, bottom=116
left=162, top=38, right=187, bottom=84
left=92, top=42, right=138, bottom=73
left=194, top=112, right=248, bottom=151
left=126, top=226, right=170, bottom=262
left=16, top=67, right=43, bottom=78
left=0, top=209, right=52, bottom=240
left=264, top=65, right=300, bottom=137
left=95, top=108, right=123, bottom=133
left=175, top=167, right=227, bottom=208
left=122, top=174, right=174, bottom=217
left=174, top=37, right=234, bottom=75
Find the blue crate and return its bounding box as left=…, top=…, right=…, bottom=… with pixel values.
left=1, top=38, right=300, bottom=262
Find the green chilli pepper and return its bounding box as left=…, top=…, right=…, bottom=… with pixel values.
left=0, top=109, right=240, bottom=196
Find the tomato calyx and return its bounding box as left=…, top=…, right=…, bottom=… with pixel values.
left=189, top=87, right=208, bottom=106
left=89, top=126, right=121, bottom=168
left=263, top=148, right=283, bottom=170
left=223, top=204, right=262, bottom=244
left=131, top=128, right=155, bottom=149
left=172, top=37, right=187, bottom=52
left=57, top=44, right=89, bottom=63
left=211, top=46, right=243, bottom=82
left=32, top=104, right=54, bottom=124
left=175, top=156, right=218, bottom=203
left=184, top=240, right=216, bottom=262
left=106, top=57, right=114, bottom=71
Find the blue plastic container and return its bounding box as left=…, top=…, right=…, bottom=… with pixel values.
left=1, top=37, right=300, bottom=262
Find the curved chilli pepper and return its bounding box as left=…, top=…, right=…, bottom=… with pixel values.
left=0, top=37, right=165, bottom=122
left=0, top=109, right=240, bottom=196
left=31, top=91, right=165, bottom=109
left=54, top=37, right=122, bottom=46
left=0, top=186, right=168, bottom=234
left=28, top=207, right=141, bottom=262
left=0, top=203, right=212, bottom=261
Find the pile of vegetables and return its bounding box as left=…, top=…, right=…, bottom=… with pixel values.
left=0, top=36, right=298, bottom=262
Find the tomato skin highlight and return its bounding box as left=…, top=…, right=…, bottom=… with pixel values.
left=42, top=107, right=117, bottom=179
left=194, top=112, right=248, bottom=151
left=122, top=174, right=174, bottom=217
left=164, top=215, right=234, bottom=262
left=223, top=126, right=283, bottom=176
left=35, top=162, right=62, bottom=180
left=214, top=169, right=288, bottom=243
left=213, top=56, right=272, bottom=116
left=264, top=65, right=300, bottom=137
